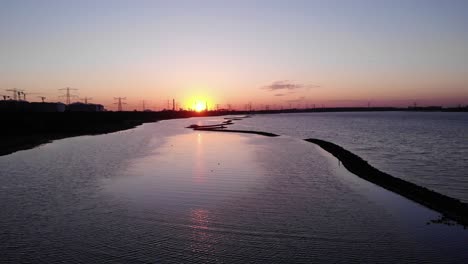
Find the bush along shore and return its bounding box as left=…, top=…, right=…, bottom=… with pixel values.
left=305, top=138, right=468, bottom=227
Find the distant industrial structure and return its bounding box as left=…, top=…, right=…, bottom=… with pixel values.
left=1, top=87, right=466, bottom=113
left=114, top=97, right=126, bottom=111
left=59, top=87, right=78, bottom=105
left=0, top=100, right=105, bottom=113
left=1, top=88, right=104, bottom=112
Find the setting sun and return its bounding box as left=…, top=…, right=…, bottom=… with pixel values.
left=2, top=1, right=468, bottom=263
left=194, top=101, right=206, bottom=112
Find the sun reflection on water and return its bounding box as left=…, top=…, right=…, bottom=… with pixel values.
left=194, top=133, right=205, bottom=183
left=189, top=208, right=215, bottom=255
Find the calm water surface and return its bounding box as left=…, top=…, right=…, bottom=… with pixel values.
left=1, top=116, right=468, bottom=263
left=232, top=112, right=468, bottom=202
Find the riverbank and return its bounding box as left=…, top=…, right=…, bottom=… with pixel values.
left=0, top=111, right=234, bottom=156
left=3, top=108, right=467, bottom=157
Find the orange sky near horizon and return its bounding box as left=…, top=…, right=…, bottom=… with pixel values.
left=1, top=1, right=467, bottom=110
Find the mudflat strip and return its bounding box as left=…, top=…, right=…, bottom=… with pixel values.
left=305, top=138, right=468, bottom=227
left=194, top=128, right=279, bottom=137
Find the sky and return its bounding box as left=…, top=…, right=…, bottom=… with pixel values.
left=1, top=0, right=467, bottom=110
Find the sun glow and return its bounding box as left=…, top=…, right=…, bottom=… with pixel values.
left=184, top=95, right=214, bottom=112
left=195, top=101, right=206, bottom=112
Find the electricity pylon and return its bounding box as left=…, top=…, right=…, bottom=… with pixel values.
left=59, top=87, right=78, bottom=105
left=114, top=97, right=127, bottom=111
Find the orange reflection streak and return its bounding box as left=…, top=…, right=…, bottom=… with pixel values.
left=193, top=133, right=205, bottom=183
left=189, top=208, right=214, bottom=254
left=191, top=208, right=210, bottom=227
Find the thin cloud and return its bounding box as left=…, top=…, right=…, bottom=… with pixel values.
left=274, top=93, right=285, bottom=96
left=262, top=80, right=320, bottom=91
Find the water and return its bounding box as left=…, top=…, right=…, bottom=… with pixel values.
left=1, top=116, right=468, bottom=263
left=231, top=112, right=468, bottom=202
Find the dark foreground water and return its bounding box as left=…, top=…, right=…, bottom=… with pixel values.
left=231, top=112, right=468, bottom=202
left=1, top=117, right=468, bottom=263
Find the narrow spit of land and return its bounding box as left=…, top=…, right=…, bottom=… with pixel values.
left=188, top=118, right=468, bottom=227
left=305, top=138, right=468, bottom=227
left=194, top=128, right=279, bottom=137
left=187, top=116, right=278, bottom=137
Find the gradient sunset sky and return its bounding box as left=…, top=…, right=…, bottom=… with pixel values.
left=1, top=0, right=467, bottom=110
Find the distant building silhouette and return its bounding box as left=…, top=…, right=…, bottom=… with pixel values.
left=67, top=102, right=104, bottom=112
left=0, top=100, right=66, bottom=112
left=0, top=100, right=29, bottom=112
left=30, top=102, right=66, bottom=112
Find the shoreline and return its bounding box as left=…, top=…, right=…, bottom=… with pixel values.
left=0, top=124, right=141, bottom=157
left=2, top=109, right=466, bottom=157
left=0, top=111, right=231, bottom=157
